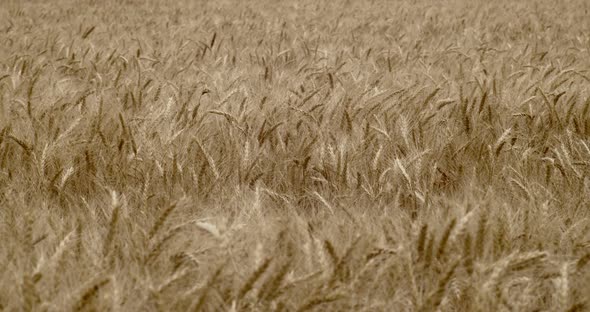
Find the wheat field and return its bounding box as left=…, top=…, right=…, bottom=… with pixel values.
left=1, top=0, right=590, bottom=311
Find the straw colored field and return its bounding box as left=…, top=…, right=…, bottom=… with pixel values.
left=1, top=0, right=590, bottom=310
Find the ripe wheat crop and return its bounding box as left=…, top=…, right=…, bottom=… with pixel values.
left=1, top=0, right=590, bottom=310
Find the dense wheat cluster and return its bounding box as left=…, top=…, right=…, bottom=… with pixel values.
left=1, top=0, right=590, bottom=310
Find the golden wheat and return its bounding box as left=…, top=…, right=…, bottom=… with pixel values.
left=1, top=0, right=589, bottom=310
